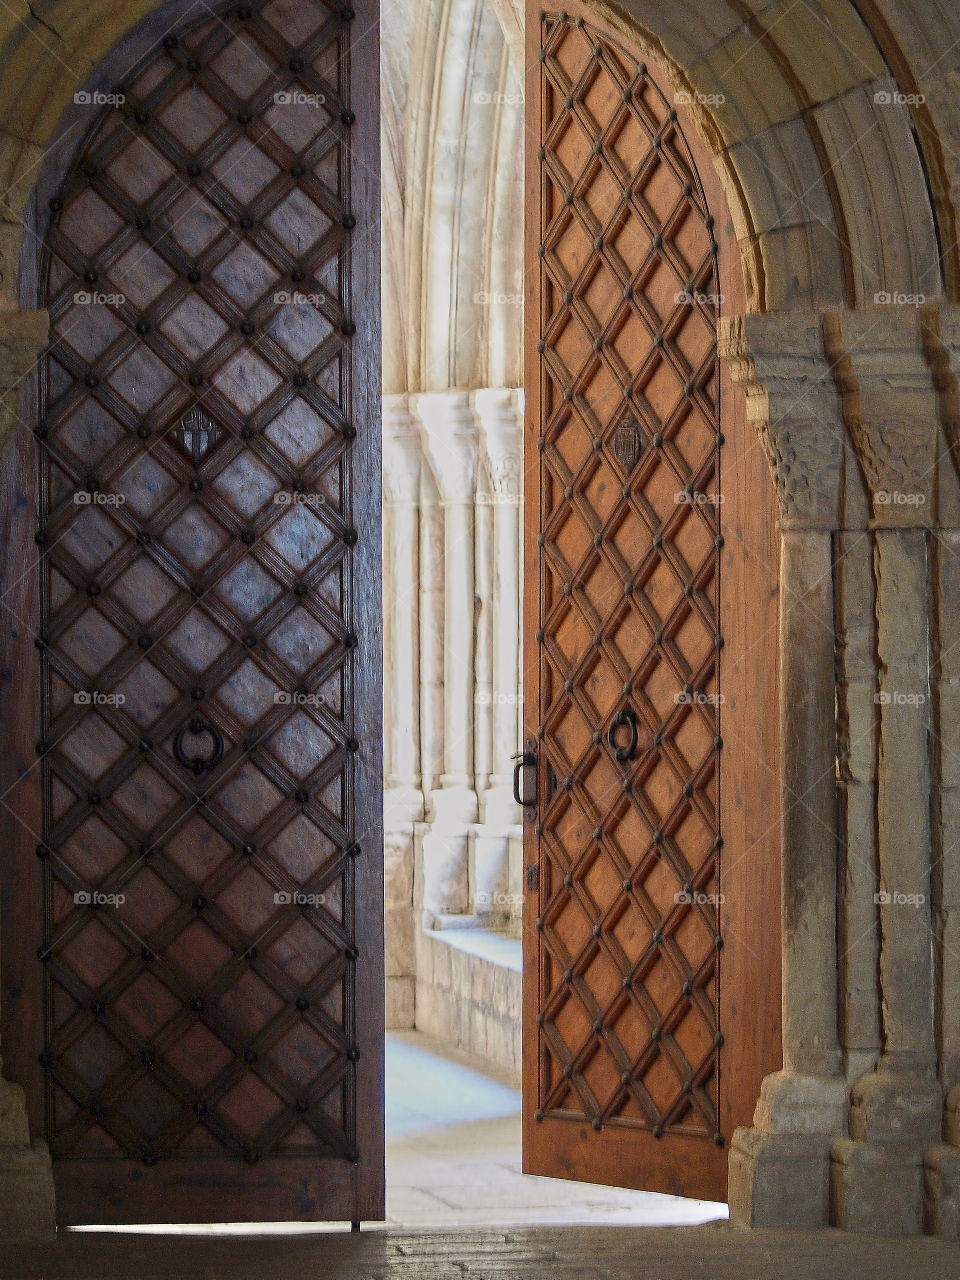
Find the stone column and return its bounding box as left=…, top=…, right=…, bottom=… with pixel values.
left=382, top=395, right=423, bottom=1029
left=474, top=456, right=494, bottom=805
left=834, top=529, right=882, bottom=1084
left=720, top=312, right=850, bottom=1228
left=417, top=391, right=480, bottom=916
left=382, top=394, right=425, bottom=828
left=916, top=305, right=960, bottom=1240
left=472, top=388, right=523, bottom=917
left=826, top=307, right=943, bottom=1236
left=418, top=464, right=444, bottom=811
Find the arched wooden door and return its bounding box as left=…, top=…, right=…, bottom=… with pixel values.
left=0, top=0, right=382, bottom=1225
left=522, top=4, right=781, bottom=1200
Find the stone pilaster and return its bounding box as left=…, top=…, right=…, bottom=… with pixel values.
left=826, top=307, right=943, bottom=1236
left=720, top=311, right=850, bottom=1228
left=921, top=306, right=960, bottom=1239
left=417, top=391, right=480, bottom=916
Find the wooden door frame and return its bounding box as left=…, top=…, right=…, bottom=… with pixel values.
left=2, top=0, right=384, bottom=1224
left=521, top=1, right=781, bottom=1199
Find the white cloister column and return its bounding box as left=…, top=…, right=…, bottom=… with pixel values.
left=471, top=388, right=523, bottom=918
left=418, top=463, right=444, bottom=813
left=382, top=394, right=425, bottom=827
left=475, top=387, right=523, bottom=827
left=474, top=457, right=494, bottom=805
left=418, top=390, right=480, bottom=915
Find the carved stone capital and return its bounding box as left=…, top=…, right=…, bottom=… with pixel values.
left=718, top=312, right=845, bottom=530
left=474, top=387, right=522, bottom=499
left=416, top=389, right=479, bottom=503
left=382, top=393, right=422, bottom=505
left=824, top=308, right=940, bottom=528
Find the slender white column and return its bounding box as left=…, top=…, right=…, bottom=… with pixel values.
left=418, top=464, right=444, bottom=812
left=474, top=457, right=494, bottom=803
left=383, top=394, right=424, bottom=827
left=476, top=387, right=523, bottom=829
left=417, top=391, right=480, bottom=915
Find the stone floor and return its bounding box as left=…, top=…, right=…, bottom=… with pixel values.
left=2, top=1032, right=956, bottom=1277
left=1, top=1225, right=957, bottom=1278
left=383, top=1029, right=727, bottom=1228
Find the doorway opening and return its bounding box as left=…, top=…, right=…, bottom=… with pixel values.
left=381, top=0, right=779, bottom=1227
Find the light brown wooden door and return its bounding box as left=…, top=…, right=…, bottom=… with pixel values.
left=1, top=0, right=382, bottom=1225
left=522, top=4, right=781, bottom=1200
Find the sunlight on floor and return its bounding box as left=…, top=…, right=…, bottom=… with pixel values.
left=384, top=1029, right=729, bottom=1229
left=71, top=1029, right=728, bottom=1234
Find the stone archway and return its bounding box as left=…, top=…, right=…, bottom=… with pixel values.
left=0, top=0, right=958, bottom=1242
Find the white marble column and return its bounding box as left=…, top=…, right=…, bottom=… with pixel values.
left=474, top=457, right=494, bottom=804
left=418, top=464, right=444, bottom=813
left=383, top=394, right=425, bottom=828
left=476, top=387, right=523, bottom=826
left=417, top=391, right=480, bottom=915
left=470, top=388, right=523, bottom=918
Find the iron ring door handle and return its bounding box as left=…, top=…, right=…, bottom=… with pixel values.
left=608, top=708, right=639, bottom=762
left=174, top=717, right=224, bottom=775
left=512, top=750, right=538, bottom=807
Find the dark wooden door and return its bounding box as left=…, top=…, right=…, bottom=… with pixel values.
left=522, top=5, right=781, bottom=1200
left=1, top=0, right=382, bottom=1225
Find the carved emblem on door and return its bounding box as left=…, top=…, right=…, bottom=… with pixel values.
left=613, top=412, right=643, bottom=473
left=173, top=405, right=219, bottom=463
